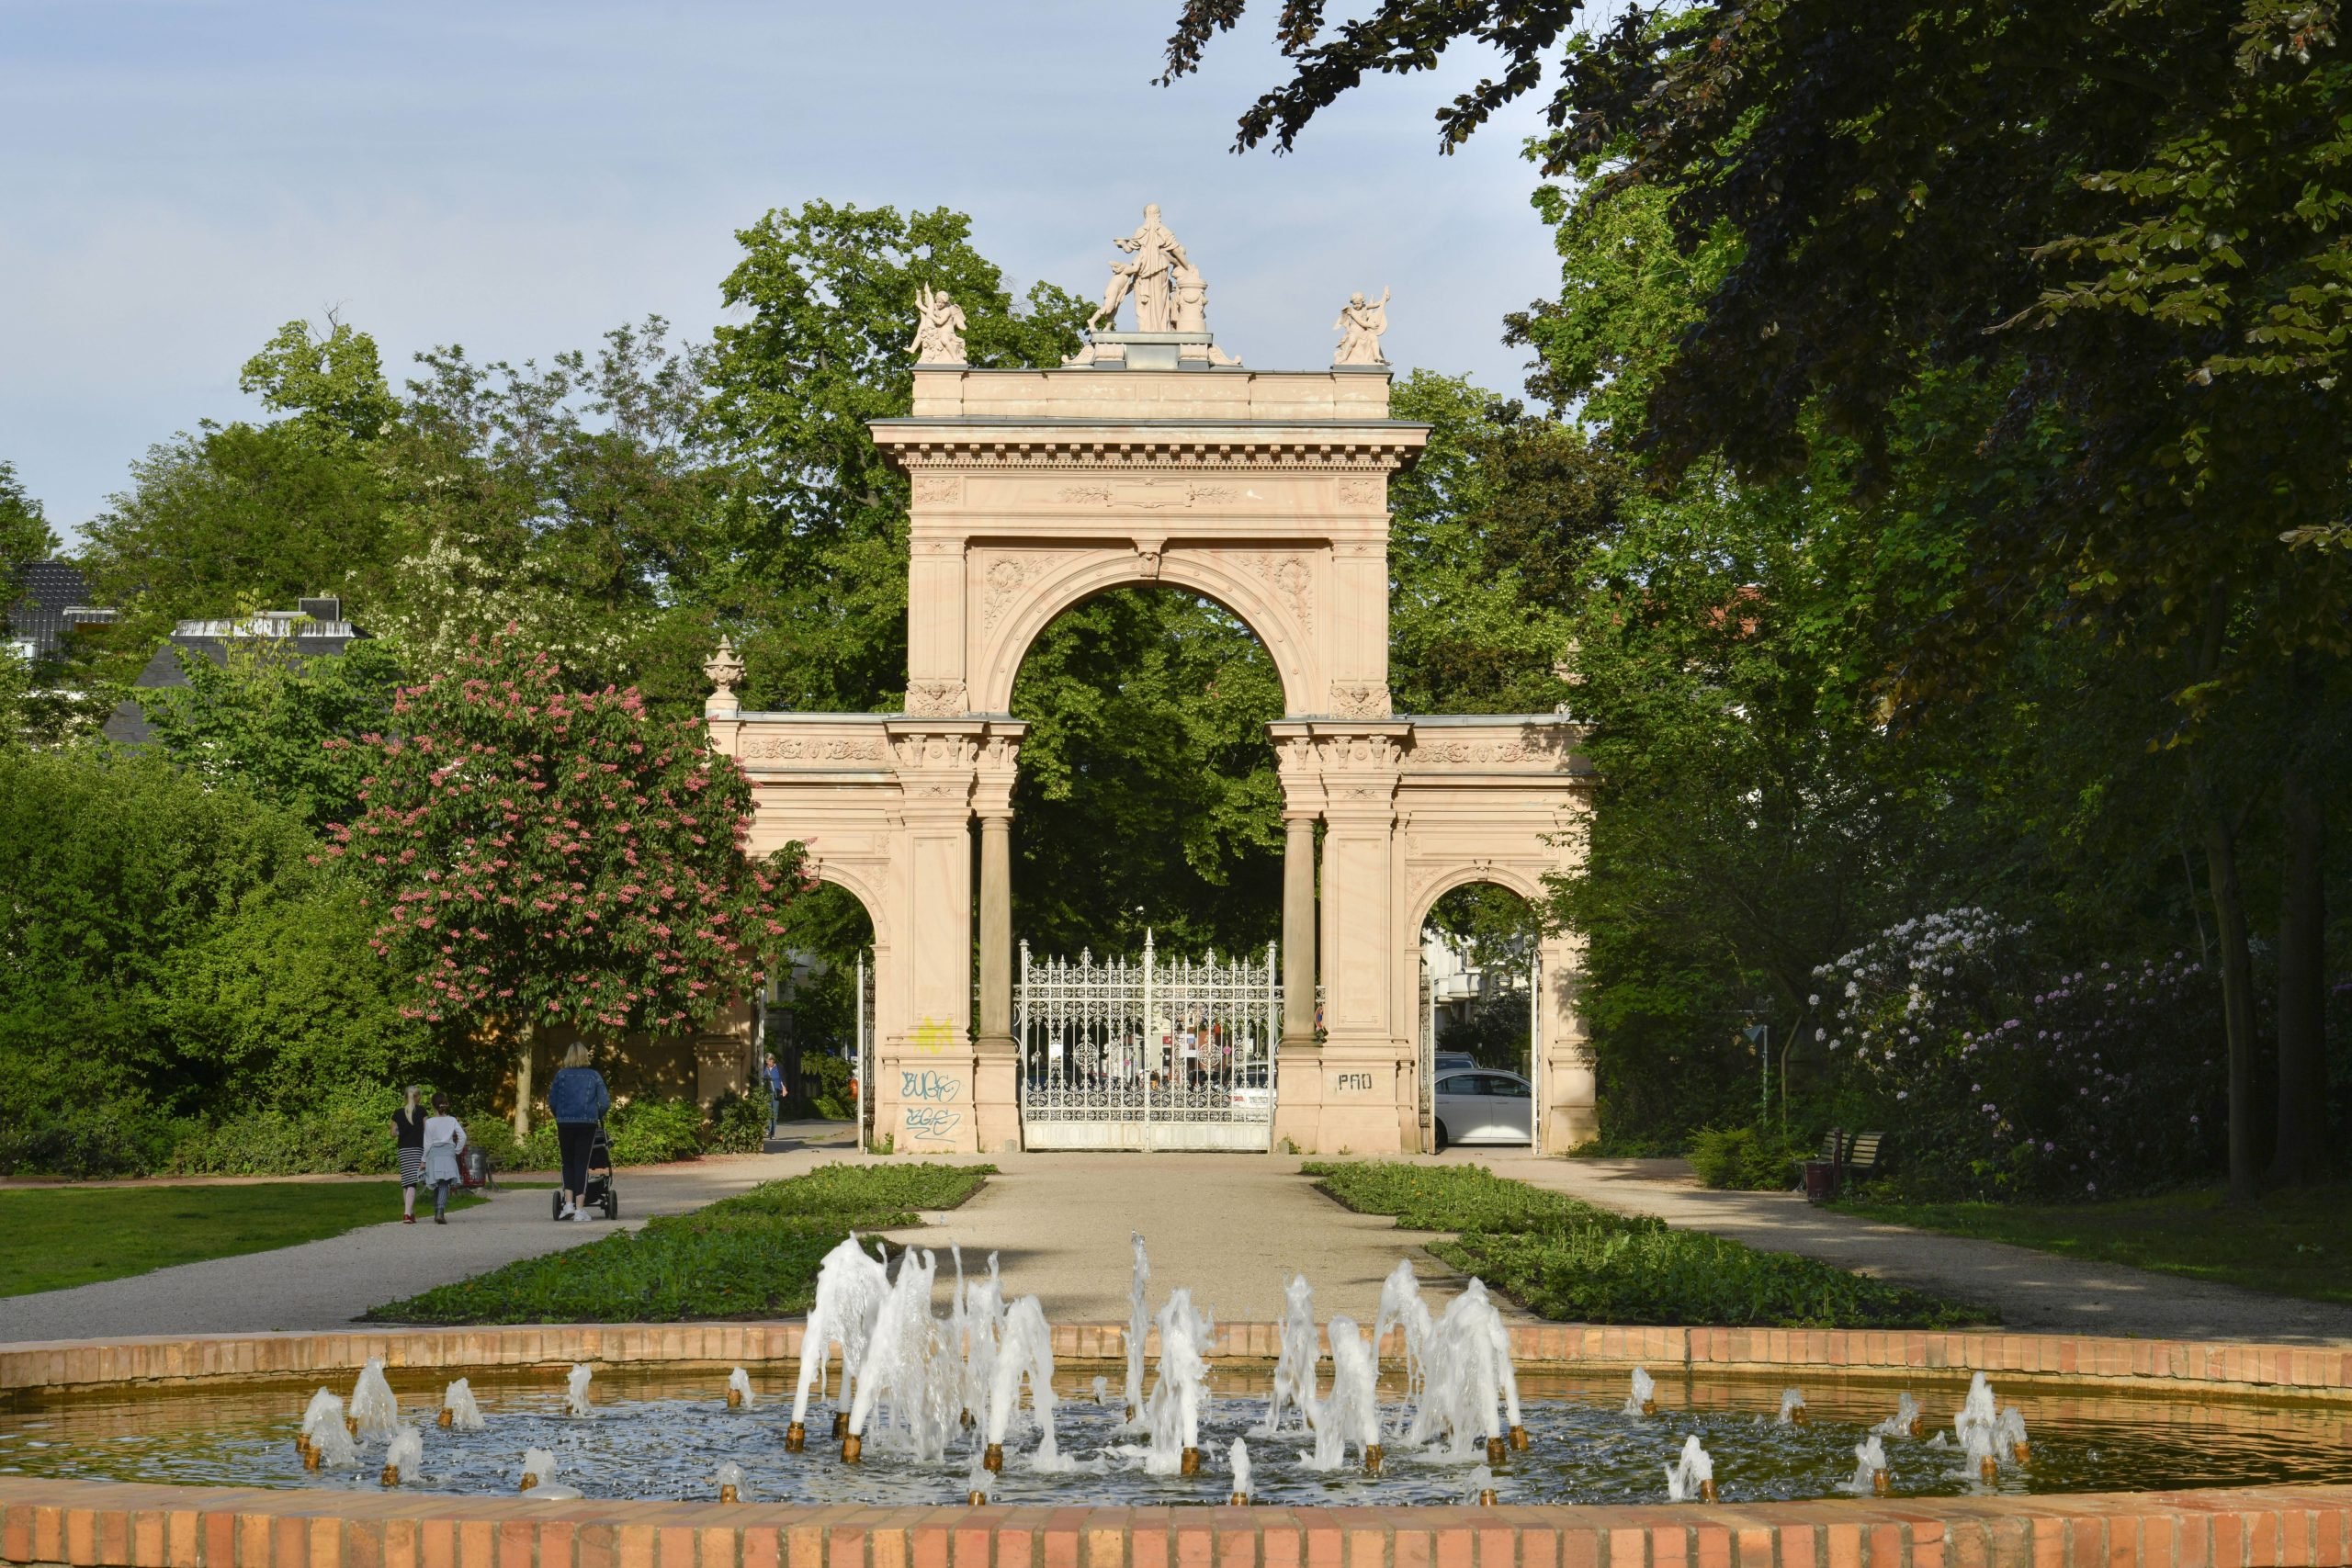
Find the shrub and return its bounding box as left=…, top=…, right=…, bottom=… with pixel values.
left=607, top=1097, right=706, bottom=1165
left=1687, top=1123, right=1808, bottom=1190
left=701, top=1090, right=768, bottom=1154
left=0, top=1103, right=181, bottom=1179
left=166, top=1087, right=409, bottom=1176
left=1308, top=1159, right=1994, bottom=1329
left=371, top=1162, right=993, bottom=1323
left=1814, top=908, right=2224, bottom=1198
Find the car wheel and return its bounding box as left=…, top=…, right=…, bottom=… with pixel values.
left=1434, top=1120, right=1450, bottom=1153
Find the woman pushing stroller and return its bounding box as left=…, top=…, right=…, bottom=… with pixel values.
left=548, top=1043, right=611, bottom=1222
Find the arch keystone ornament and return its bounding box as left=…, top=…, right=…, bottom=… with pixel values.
left=711, top=226, right=1597, bottom=1153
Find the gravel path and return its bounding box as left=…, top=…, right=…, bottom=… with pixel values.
left=1472, top=1150, right=2352, bottom=1344
left=0, top=1125, right=860, bottom=1342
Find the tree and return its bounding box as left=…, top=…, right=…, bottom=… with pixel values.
left=703, top=201, right=1091, bottom=712
left=241, top=316, right=402, bottom=446
left=138, top=636, right=407, bottom=831
left=323, top=632, right=799, bottom=1134
left=0, top=747, right=425, bottom=1173
left=0, top=461, right=57, bottom=585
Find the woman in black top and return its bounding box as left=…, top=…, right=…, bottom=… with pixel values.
left=391, top=1086, right=428, bottom=1225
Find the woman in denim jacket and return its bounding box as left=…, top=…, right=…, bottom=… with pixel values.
left=548, top=1043, right=611, bottom=1221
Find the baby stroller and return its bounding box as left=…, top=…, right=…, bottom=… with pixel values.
left=550, top=1120, right=618, bottom=1221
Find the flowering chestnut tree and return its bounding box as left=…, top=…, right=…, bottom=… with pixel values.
left=1811, top=908, right=2221, bottom=1198
left=322, top=634, right=797, bottom=1132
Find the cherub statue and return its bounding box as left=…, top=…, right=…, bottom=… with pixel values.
left=1332, top=287, right=1391, bottom=366
left=909, top=284, right=968, bottom=365
left=1091, top=261, right=1140, bottom=333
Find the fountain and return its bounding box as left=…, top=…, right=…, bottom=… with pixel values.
left=1120, top=1231, right=1149, bottom=1425
left=1372, top=1259, right=1433, bottom=1412
left=1849, top=1434, right=1893, bottom=1496
left=1407, top=1280, right=1520, bottom=1464
left=350, top=1359, right=398, bottom=1433
left=1138, top=1287, right=1212, bottom=1476
left=1261, top=1273, right=1319, bottom=1436
left=787, top=1233, right=888, bottom=1451
left=299, top=1391, right=356, bottom=1471
left=8, top=1225, right=2352, bottom=1565
left=1665, top=1435, right=1717, bottom=1502
left=1304, top=1314, right=1381, bottom=1472
left=380, top=1427, right=424, bottom=1487
left=1871, top=1391, right=1924, bottom=1438
left=441, top=1378, right=484, bottom=1431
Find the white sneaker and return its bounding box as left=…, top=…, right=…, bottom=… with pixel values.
left=572, top=1208, right=594, bottom=1222
left=558, top=1203, right=576, bottom=1220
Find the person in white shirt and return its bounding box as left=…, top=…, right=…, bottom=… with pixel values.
left=421, top=1093, right=469, bottom=1224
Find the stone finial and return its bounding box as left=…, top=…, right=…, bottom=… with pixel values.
left=703, top=636, right=746, bottom=716
left=909, top=285, right=968, bottom=366
left=1333, top=287, right=1391, bottom=366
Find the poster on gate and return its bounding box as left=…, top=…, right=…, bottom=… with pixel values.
left=1181, top=1032, right=1198, bottom=1058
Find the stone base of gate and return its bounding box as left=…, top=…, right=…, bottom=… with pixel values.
left=873, top=1047, right=1023, bottom=1156
left=1269, top=1048, right=1418, bottom=1155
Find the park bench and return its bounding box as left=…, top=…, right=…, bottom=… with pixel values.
left=1801, top=1128, right=1887, bottom=1201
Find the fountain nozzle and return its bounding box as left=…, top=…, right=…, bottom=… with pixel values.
left=2011, top=1440, right=2030, bottom=1462
left=1476, top=1490, right=1498, bottom=1506
left=518, top=1475, right=539, bottom=1493
left=345, top=1416, right=358, bottom=1437
left=1698, top=1479, right=1717, bottom=1504
left=1871, top=1468, right=1891, bottom=1497
left=832, top=1412, right=850, bottom=1438
left=1180, top=1447, right=1201, bottom=1477
left=1363, top=1444, right=1384, bottom=1474
left=1507, top=1425, right=1529, bottom=1452
left=437, top=1407, right=454, bottom=1429
left=841, top=1434, right=864, bottom=1464
left=1486, top=1436, right=1508, bottom=1465
left=718, top=1484, right=740, bottom=1503
left=1228, top=1494, right=1248, bottom=1507
left=301, top=1446, right=322, bottom=1472
left=727, top=1389, right=743, bottom=1409
left=380, top=1464, right=400, bottom=1487
left=1979, top=1456, right=1998, bottom=1483
left=785, top=1422, right=807, bottom=1452
left=1790, top=1405, right=1809, bottom=1427
left=967, top=1491, right=989, bottom=1506
left=1640, top=1399, right=1657, bottom=1416
left=981, top=1443, right=1005, bottom=1472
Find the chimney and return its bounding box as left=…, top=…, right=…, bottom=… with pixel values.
left=298, top=596, right=343, bottom=623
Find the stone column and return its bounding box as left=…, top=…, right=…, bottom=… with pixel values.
left=978, top=813, right=1013, bottom=1049
left=1281, top=812, right=1317, bottom=1048
left=969, top=721, right=1026, bottom=1153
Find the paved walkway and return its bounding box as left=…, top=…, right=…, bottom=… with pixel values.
left=0, top=1125, right=858, bottom=1343
left=1472, top=1150, right=2352, bottom=1345
left=911, top=1154, right=1474, bottom=1326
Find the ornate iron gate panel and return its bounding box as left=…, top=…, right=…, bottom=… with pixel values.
left=1016, top=933, right=1280, bottom=1151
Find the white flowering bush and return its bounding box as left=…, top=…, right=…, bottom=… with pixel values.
left=1812, top=908, right=2221, bottom=1197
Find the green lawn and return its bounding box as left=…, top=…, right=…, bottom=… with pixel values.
left=0, top=1181, right=481, bottom=1297
left=1307, top=1160, right=1996, bottom=1329
left=1839, top=1182, right=2352, bottom=1305
left=370, top=1162, right=992, bottom=1324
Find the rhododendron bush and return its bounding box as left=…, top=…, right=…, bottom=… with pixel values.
left=1813, top=908, right=2222, bottom=1197
left=322, top=634, right=798, bottom=1103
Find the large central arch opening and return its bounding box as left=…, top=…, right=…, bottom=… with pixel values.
left=1001, top=583, right=1293, bottom=1150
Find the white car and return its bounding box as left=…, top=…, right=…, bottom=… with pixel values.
left=1432, top=1067, right=1533, bottom=1150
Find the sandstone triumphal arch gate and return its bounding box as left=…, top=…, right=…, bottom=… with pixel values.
left=702, top=214, right=1596, bottom=1156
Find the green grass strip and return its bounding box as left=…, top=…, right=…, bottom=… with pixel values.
left=0, top=1181, right=483, bottom=1298
left=1306, top=1160, right=1995, bottom=1329
left=368, top=1162, right=990, bottom=1325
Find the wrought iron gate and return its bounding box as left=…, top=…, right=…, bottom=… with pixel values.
left=1016, top=932, right=1281, bottom=1151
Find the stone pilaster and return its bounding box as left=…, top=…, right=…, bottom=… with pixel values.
left=971, top=722, right=1025, bottom=1154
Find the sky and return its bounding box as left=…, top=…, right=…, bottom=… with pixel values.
left=0, top=1, right=1567, bottom=543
